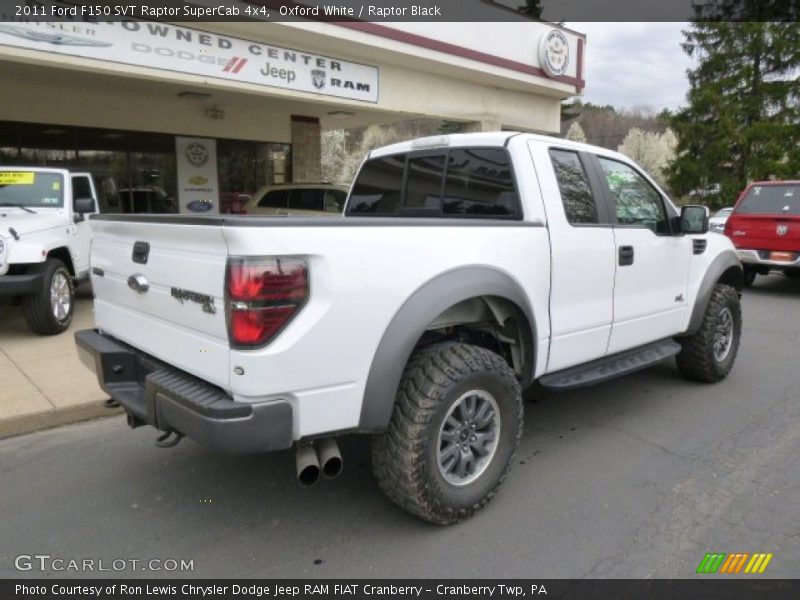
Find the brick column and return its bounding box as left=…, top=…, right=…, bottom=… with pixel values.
left=291, top=115, right=321, bottom=182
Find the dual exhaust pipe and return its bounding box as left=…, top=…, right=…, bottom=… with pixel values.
left=295, top=438, right=343, bottom=487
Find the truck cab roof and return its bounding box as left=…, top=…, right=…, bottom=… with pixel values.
left=368, top=131, right=635, bottom=165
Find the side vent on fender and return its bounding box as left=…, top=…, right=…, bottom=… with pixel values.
left=693, top=239, right=707, bottom=255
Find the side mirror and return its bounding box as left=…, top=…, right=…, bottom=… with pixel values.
left=73, top=197, right=95, bottom=220
left=680, top=205, right=709, bottom=234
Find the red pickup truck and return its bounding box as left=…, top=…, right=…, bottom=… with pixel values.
left=724, top=181, right=800, bottom=286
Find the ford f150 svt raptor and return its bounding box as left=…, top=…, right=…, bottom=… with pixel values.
left=76, top=133, right=744, bottom=524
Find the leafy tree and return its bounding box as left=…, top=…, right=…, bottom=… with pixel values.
left=667, top=12, right=800, bottom=207
left=565, top=121, right=587, bottom=143
left=618, top=128, right=678, bottom=190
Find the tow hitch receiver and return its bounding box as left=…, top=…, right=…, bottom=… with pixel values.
left=155, top=430, right=184, bottom=448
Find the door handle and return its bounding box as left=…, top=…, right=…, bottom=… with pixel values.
left=132, top=241, right=150, bottom=265
left=619, top=246, right=634, bottom=266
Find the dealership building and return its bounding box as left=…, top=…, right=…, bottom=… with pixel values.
left=0, top=11, right=585, bottom=214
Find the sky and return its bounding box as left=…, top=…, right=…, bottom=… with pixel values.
left=567, top=23, right=694, bottom=111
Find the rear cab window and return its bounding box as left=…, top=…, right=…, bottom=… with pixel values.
left=737, top=184, right=800, bottom=215
left=347, top=154, right=406, bottom=215
left=346, top=148, right=521, bottom=219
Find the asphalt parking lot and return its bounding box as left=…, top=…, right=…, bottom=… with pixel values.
left=1, top=275, right=798, bottom=579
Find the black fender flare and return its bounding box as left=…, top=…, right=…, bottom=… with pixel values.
left=358, top=266, right=537, bottom=432
left=685, top=250, right=743, bottom=335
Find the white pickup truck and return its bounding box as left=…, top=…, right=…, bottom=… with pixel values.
left=0, top=168, right=105, bottom=334
left=76, top=133, right=744, bottom=524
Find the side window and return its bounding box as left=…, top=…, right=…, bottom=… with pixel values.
left=323, top=190, right=346, bottom=213
left=404, top=154, right=445, bottom=212
left=288, top=189, right=324, bottom=211
left=347, top=154, right=406, bottom=215
left=71, top=176, right=96, bottom=212
left=597, top=158, right=668, bottom=234
left=549, top=149, right=598, bottom=224
left=443, top=149, right=519, bottom=218
left=258, top=190, right=289, bottom=208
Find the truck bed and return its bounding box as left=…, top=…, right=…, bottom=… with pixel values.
left=88, top=213, right=550, bottom=439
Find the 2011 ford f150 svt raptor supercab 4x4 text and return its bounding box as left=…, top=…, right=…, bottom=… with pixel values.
left=75, top=133, right=744, bottom=524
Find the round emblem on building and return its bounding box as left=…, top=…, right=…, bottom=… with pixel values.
left=538, top=29, right=569, bottom=78
left=186, top=199, right=213, bottom=213
left=185, top=142, right=209, bottom=167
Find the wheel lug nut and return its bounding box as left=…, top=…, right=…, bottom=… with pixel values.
left=470, top=435, right=476, bottom=442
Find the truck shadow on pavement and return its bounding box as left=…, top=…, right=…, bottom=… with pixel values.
left=743, top=273, right=800, bottom=297
left=4, top=358, right=710, bottom=574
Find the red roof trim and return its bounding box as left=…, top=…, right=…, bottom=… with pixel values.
left=331, top=21, right=585, bottom=92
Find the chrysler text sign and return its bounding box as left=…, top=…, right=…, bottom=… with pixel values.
left=0, top=20, right=379, bottom=103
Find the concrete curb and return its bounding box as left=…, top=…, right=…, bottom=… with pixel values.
left=0, top=400, right=123, bottom=440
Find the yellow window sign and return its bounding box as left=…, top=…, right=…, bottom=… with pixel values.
left=0, top=172, right=35, bottom=185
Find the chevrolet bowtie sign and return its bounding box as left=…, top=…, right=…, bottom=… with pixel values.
left=0, top=20, right=379, bottom=103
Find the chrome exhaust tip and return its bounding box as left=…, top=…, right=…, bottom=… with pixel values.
left=318, top=438, right=343, bottom=479
left=295, top=442, right=320, bottom=487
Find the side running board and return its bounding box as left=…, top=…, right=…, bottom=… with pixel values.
left=539, top=338, right=682, bottom=391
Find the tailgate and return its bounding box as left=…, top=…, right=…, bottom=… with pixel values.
left=727, top=213, right=800, bottom=252
left=728, top=183, right=800, bottom=252
left=89, top=216, right=230, bottom=389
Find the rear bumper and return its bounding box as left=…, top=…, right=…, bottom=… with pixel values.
left=0, top=273, right=43, bottom=296
left=74, top=329, right=293, bottom=454
left=736, top=248, right=800, bottom=268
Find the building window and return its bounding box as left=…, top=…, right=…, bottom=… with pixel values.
left=0, top=120, right=290, bottom=214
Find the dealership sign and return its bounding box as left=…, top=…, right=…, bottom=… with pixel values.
left=0, top=20, right=379, bottom=103
left=176, top=136, right=220, bottom=215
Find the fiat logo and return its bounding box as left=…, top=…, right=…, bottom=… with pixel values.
left=777, top=224, right=789, bottom=236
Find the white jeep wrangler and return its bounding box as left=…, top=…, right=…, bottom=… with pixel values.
left=0, top=167, right=101, bottom=334
left=76, top=133, right=744, bottom=524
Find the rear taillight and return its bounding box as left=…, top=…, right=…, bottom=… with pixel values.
left=226, top=256, right=309, bottom=348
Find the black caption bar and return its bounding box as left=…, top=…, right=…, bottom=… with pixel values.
left=3, top=580, right=800, bottom=600
left=0, top=0, right=797, bottom=22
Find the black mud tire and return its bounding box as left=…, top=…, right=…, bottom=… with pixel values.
left=21, top=259, right=74, bottom=335
left=676, top=284, right=741, bottom=383
left=371, top=342, right=523, bottom=525
left=743, top=266, right=757, bottom=287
